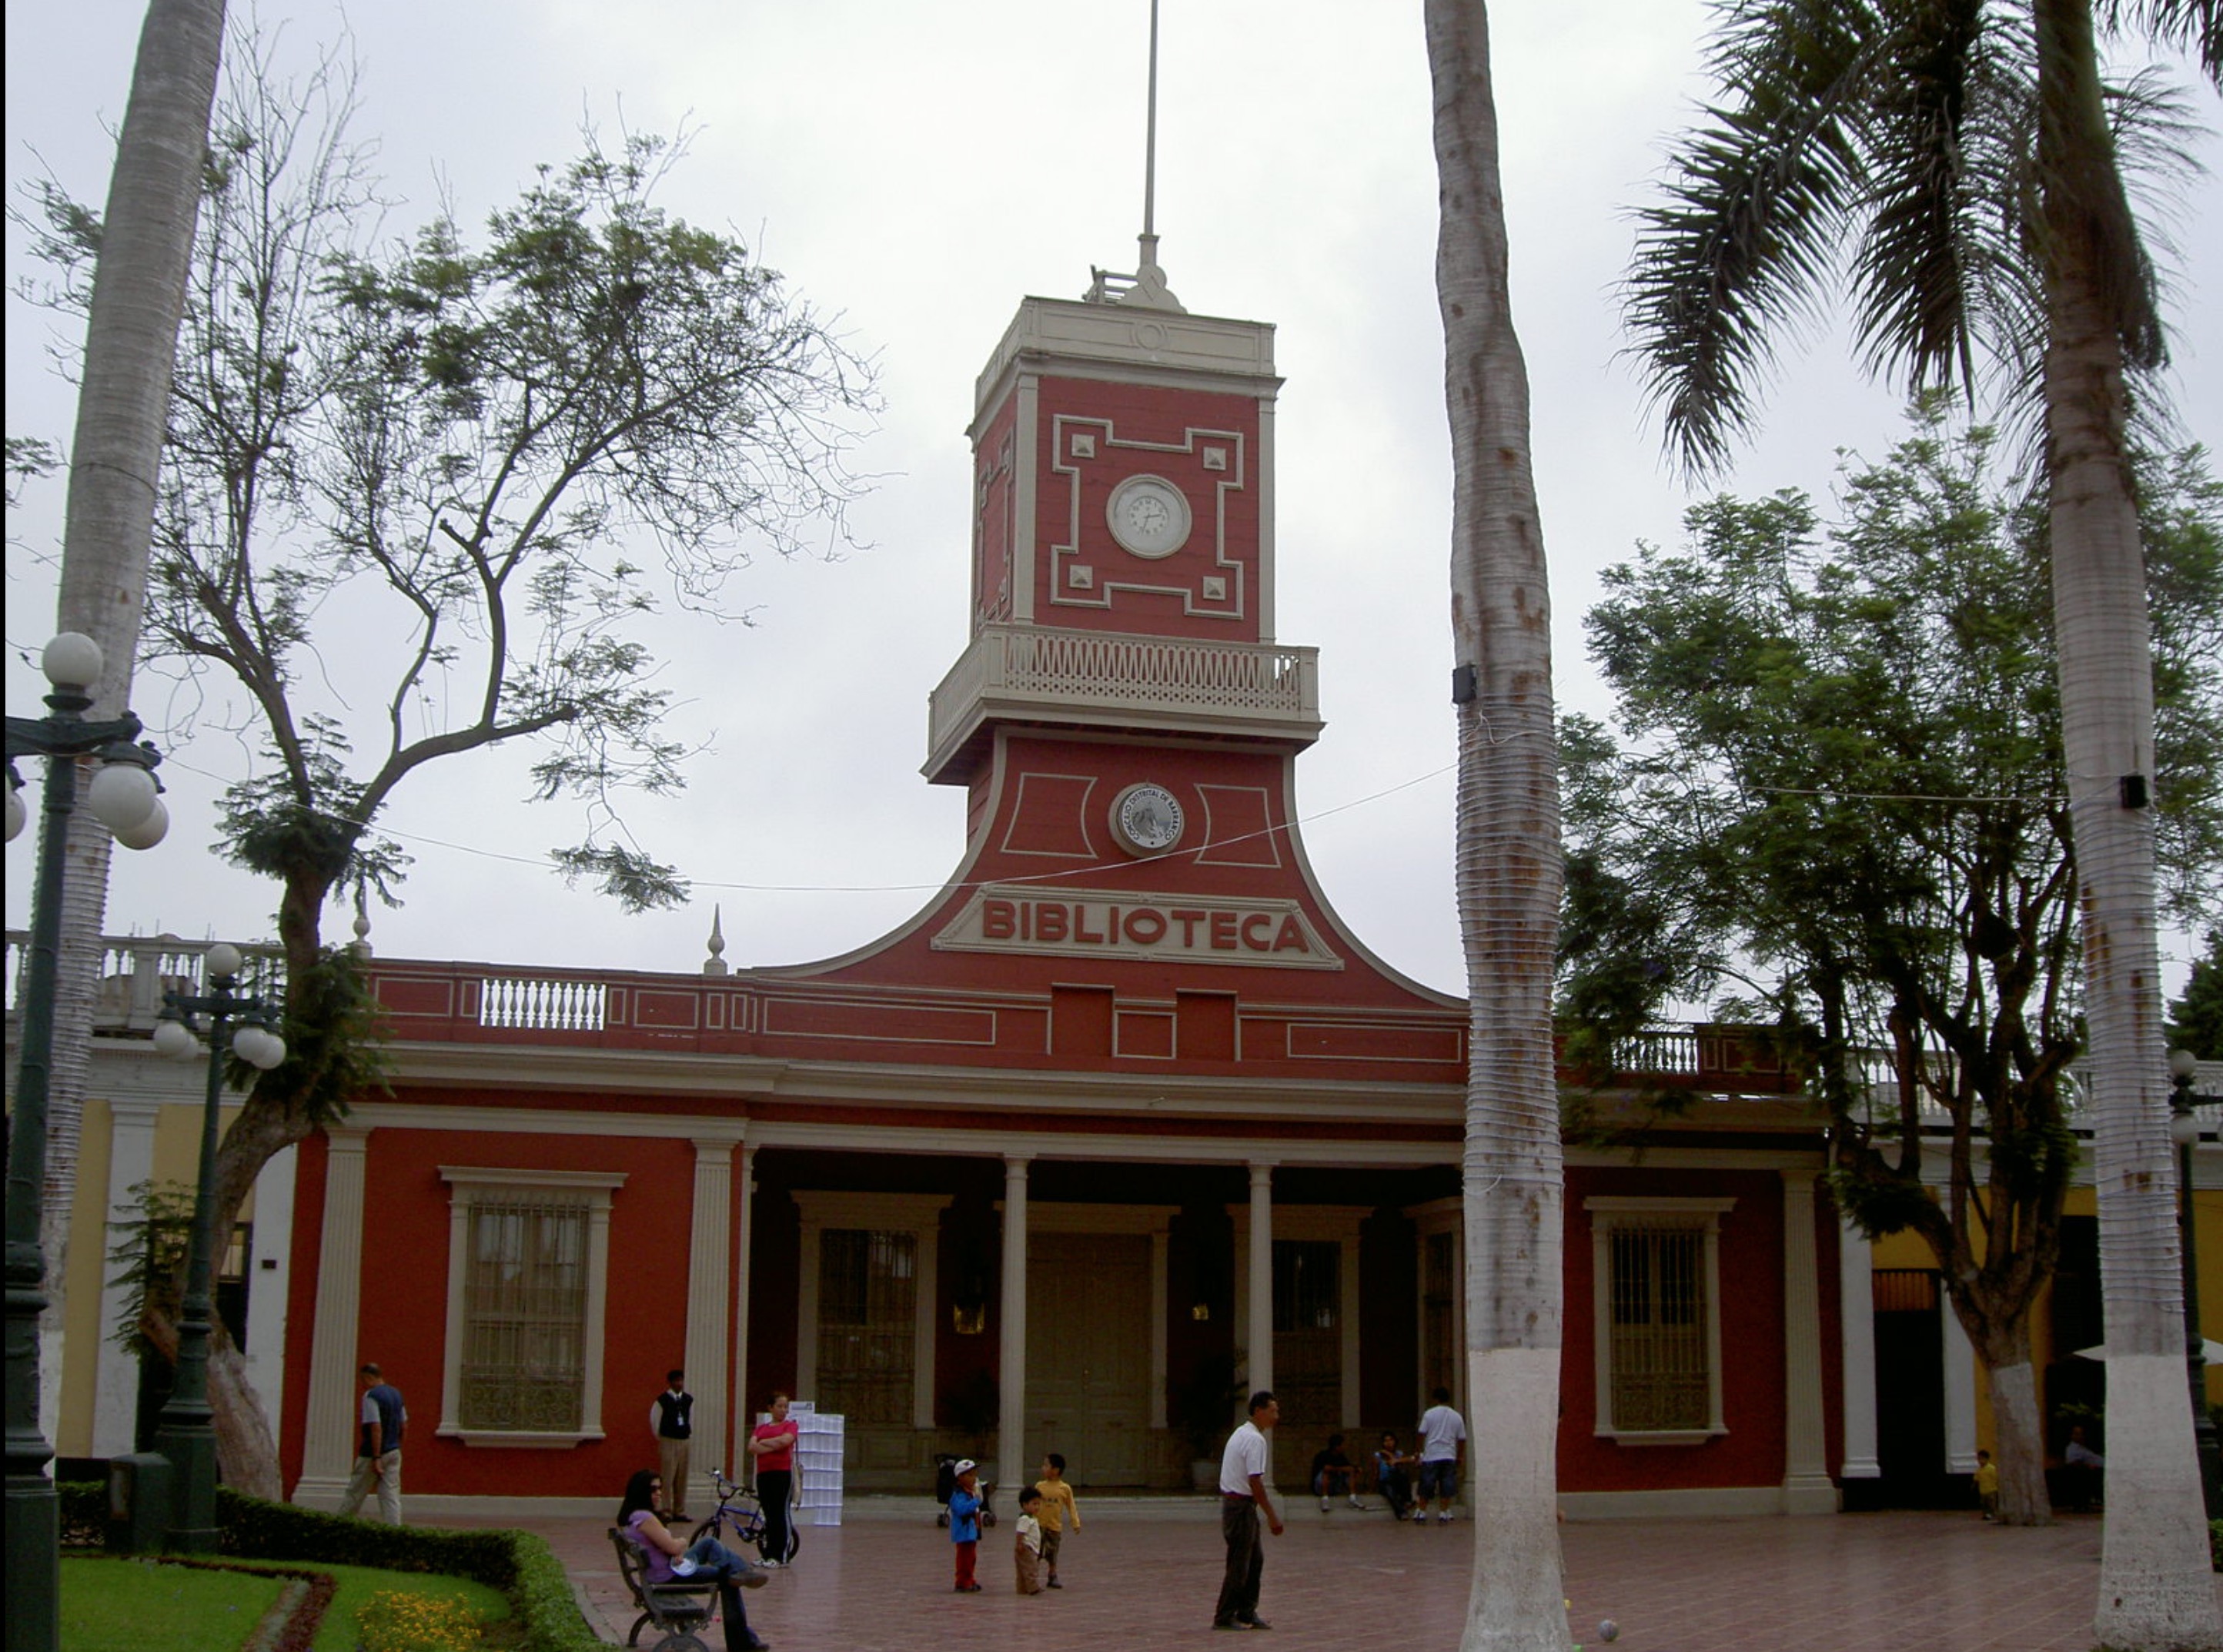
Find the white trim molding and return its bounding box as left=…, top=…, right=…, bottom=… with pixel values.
left=1584, top=1196, right=1734, bottom=1446
left=1778, top=1172, right=1836, bottom=1513
left=1837, top=1216, right=1880, bottom=1480
left=435, top=1166, right=627, bottom=1449
left=294, top=1127, right=372, bottom=1506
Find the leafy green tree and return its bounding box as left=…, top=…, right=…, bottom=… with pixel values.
left=1426, top=3, right=1569, bottom=1644
left=1623, top=2, right=2223, bottom=1631
left=2168, top=930, right=2223, bottom=1058
left=1561, top=405, right=2223, bottom=1527
left=23, top=40, right=874, bottom=1490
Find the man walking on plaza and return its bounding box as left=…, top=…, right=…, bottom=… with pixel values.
left=1416, top=1386, right=1466, bottom=1523
left=1213, top=1389, right=1284, bottom=1631
left=651, top=1369, right=696, bottom=1520
left=339, top=1362, right=407, bottom=1524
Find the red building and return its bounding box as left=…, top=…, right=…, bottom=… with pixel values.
left=275, top=263, right=1857, bottom=1518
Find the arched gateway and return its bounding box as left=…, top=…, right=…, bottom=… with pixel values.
left=269, top=256, right=1845, bottom=1519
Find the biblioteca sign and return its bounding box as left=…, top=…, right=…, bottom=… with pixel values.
left=932, top=885, right=1343, bottom=970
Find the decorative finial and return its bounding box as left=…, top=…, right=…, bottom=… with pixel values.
left=703, top=905, right=730, bottom=976
left=349, top=896, right=373, bottom=958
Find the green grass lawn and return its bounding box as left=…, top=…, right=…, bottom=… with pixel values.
left=59, top=1559, right=283, bottom=1652
left=62, top=1557, right=513, bottom=1651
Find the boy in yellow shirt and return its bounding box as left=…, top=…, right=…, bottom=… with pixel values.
left=1035, top=1453, right=1081, bottom=1588
left=1974, top=1448, right=1998, bottom=1520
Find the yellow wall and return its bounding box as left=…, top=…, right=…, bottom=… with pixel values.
left=55, top=1098, right=257, bottom=1458
left=1867, top=1179, right=2222, bottom=1460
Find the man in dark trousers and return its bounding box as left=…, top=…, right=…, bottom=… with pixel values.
left=652, top=1369, right=695, bottom=1520
left=1213, top=1389, right=1284, bottom=1631
left=339, top=1362, right=407, bottom=1524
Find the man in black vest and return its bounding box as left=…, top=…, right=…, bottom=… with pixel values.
left=652, top=1369, right=695, bottom=1519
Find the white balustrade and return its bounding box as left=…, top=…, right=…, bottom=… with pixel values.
left=477, top=973, right=607, bottom=1032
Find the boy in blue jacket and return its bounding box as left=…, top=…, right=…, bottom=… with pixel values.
left=948, top=1458, right=984, bottom=1591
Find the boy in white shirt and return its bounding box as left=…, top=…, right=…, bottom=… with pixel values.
left=1416, top=1386, right=1467, bottom=1524
left=1014, top=1486, right=1045, bottom=1594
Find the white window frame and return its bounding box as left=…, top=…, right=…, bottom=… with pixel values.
left=1585, top=1196, right=1733, bottom=1446
left=437, top=1166, right=626, bottom=1448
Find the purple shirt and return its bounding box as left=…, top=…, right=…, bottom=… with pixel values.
left=627, top=1509, right=677, bottom=1583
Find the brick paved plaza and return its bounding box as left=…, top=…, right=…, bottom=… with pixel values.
left=479, top=1499, right=2219, bottom=1651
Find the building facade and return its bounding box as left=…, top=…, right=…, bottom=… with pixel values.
left=50, top=266, right=2201, bottom=1520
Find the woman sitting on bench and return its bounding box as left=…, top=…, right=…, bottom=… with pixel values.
left=620, top=1468, right=771, bottom=1650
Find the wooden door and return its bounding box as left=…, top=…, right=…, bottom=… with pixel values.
left=1026, top=1235, right=1152, bottom=1486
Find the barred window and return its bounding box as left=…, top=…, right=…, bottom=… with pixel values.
left=439, top=1167, right=623, bottom=1443
left=1586, top=1198, right=1732, bottom=1440
left=1272, top=1239, right=1339, bottom=1334
left=817, top=1229, right=917, bottom=1426
left=460, top=1195, right=589, bottom=1431
left=1606, top=1224, right=1707, bottom=1430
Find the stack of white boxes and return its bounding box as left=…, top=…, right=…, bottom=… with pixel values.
left=784, top=1400, right=846, bottom=1527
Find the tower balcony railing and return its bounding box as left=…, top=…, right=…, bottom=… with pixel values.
left=925, top=622, right=1322, bottom=780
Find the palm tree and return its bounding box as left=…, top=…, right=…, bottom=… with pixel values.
left=1426, top=4, right=1568, bottom=1648
left=1624, top=0, right=2221, bottom=1638
left=33, top=0, right=228, bottom=1456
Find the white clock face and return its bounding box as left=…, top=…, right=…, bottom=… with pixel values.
left=1105, top=475, right=1192, bottom=559
left=1112, top=783, right=1185, bottom=855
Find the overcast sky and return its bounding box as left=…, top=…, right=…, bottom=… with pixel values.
left=8, top=2, right=2220, bottom=1001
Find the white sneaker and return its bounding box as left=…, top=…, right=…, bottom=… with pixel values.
left=1319, top=1497, right=1330, bottom=1513
left=1348, top=1497, right=1365, bottom=1510
left=670, top=1557, right=698, bottom=1577
left=1437, top=1513, right=1452, bottom=1524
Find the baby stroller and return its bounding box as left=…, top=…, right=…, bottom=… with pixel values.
left=932, top=1453, right=998, bottom=1528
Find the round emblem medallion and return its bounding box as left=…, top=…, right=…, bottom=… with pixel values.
left=1109, top=782, right=1185, bottom=856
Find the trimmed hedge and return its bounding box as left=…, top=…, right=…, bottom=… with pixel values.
left=56, top=1483, right=604, bottom=1651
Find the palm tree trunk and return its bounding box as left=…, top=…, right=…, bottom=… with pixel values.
left=36, top=0, right=228, bottom=1442
left=2035, top=2, right=2221, bottom=1644
left=1426, top=4, right=1567, bottom=1647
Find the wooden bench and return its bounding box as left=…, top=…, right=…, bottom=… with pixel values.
left=609, top=1527, right=721, bottom=1652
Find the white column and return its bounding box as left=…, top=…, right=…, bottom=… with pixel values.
left=1247, top=1163, right=1274, bottom=1398
left=685, top=1138, right=735, bottom=1504
left=731, top=1146, right=757, bottom=1476
left=91, top=1097, right=164, bottom=1456
left=1780, top=1170, right=1836, bottom=1513
left=1838, top=1216, right=1880, bottom=1479
left=1941, top=1299, right=1979, bottom=1474
left=998, top=1155, right=1031, bottom=1480
left=240, top=1141, right=299, bottom=1436
left=295, top=1126, right=369, bottom=1504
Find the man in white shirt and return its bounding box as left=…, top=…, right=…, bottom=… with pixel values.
left=1416, top=1386, right=1467, bottom=1524
left=1213, top=1389, right=1285, bottom=1631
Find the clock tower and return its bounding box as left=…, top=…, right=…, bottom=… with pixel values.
left=922, top=263, right=1321, bottom=801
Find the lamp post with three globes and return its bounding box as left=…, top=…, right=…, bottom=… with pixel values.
left=147, top=947, right=286, bottom=1551
left=5, top=632, right=168, bottom=1652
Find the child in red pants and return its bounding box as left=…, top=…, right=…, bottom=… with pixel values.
left=948, top=1458, right=984, bottom=1591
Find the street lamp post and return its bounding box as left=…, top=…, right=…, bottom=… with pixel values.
left=2168, top=1048, right=2221, bottom=1520
left=5, top=634, right=167, bottom=1652
left=147, top=947, right=286, bottom=1552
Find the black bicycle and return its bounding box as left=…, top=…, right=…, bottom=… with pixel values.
left=690, top=1468, right=798, bottom=1565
